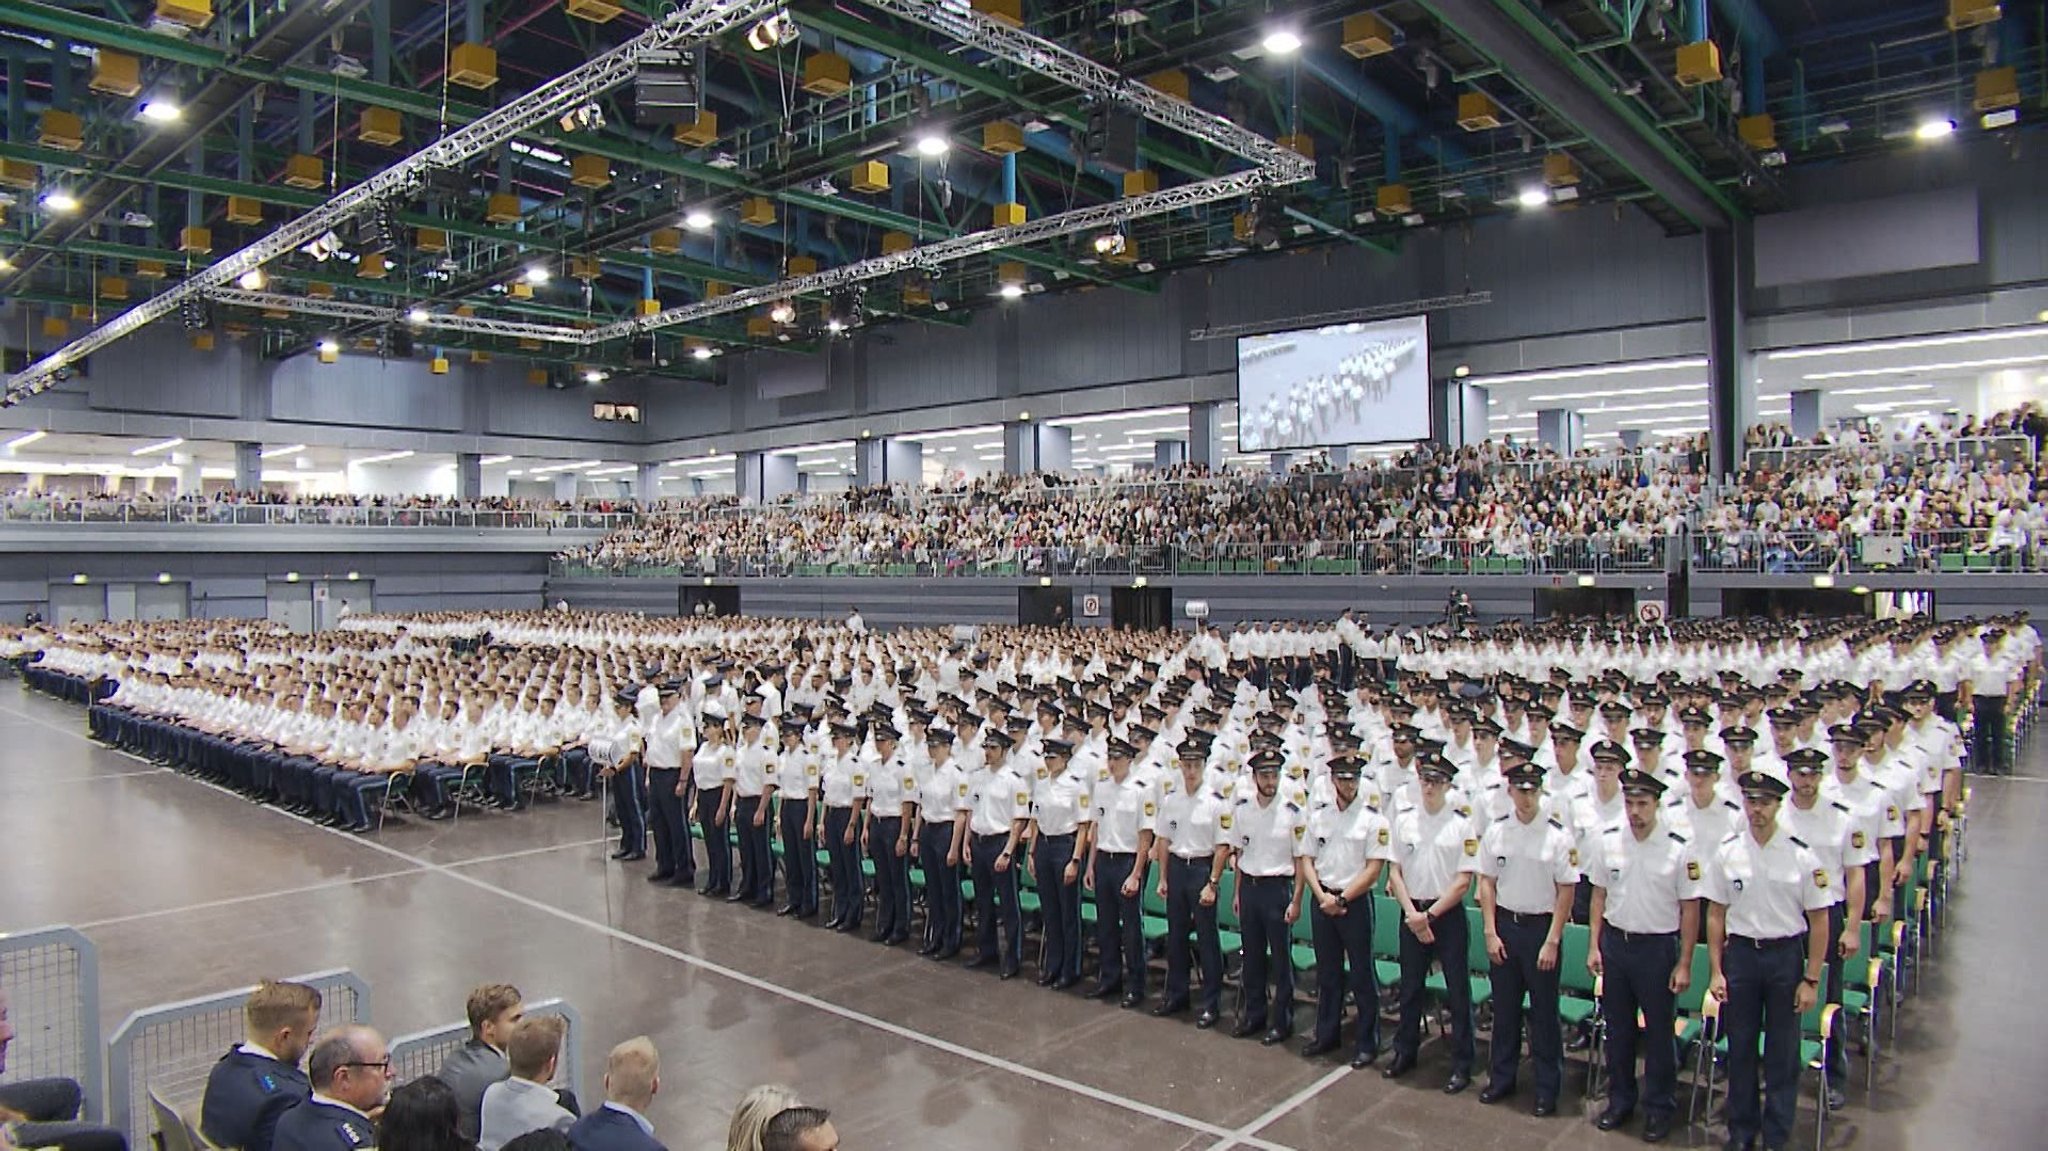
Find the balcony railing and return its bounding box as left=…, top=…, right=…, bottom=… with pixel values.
left=1690, top=527, right=2043, bottom=574
left=0, top=499, right=638, bottom=531
left=1742, top=434, right=2035, bottom=476
left=553, top=534, right=1678, bottom=579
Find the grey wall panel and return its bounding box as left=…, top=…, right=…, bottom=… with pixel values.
left=270, top=356, right=465, bottom=430
left=86, top=328, right=247, bottom=418
left=1754, top=190, right=1979, bottom=289
left=867, top=317, right=1001, bottom=409
left=1018, top=281, right=1185, bottom=392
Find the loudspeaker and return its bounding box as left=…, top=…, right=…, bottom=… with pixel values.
left=383, top=326, right=415, bottom=359
left=628, top=334, right=658, bottom=367
left=634, top=49, right=698, bottom=125
left=1099, top=107, right=1139, bottom=173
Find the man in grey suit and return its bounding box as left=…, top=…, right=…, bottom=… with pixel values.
left=478, top=1017, right=574, bottom=1151
left=565, top=1039, right=664, bottom=1151
left=435, top=984, right=523, bottom=1143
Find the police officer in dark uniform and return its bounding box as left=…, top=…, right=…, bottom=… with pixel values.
left=1478, top=761, right=1578, bottom=1117
left=201, top=980, right=323, bottom=1151
left=1384, top=754, right=1479, bottom=1093
left=1587, top=769, right=1701, bottom=1142
left=1704, top=771, right=1832, bottom=1151
left=271, top=1028, right=389, bottom=1151
left=1298, top=754, right=1395, bottom=1067
left=1152, top=737, right=1230, bottom=1026
left=1225, top=749, right=1307, bottom=1044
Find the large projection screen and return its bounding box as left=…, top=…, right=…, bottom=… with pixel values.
left=1235, top=316, right=1432, bottom=452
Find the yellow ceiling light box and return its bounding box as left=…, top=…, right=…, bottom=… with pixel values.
left=1947, top=0, right=2002, bottom=32
left=880, top=230, right=913, bottom=255
left=569, top=255, right=602, bottom=281
left=564, top=0, right=623, bottom=23
left=98, top=275, right=128, bottom=301
left=1737, top=114, right=1777, bottom=150
left=178, top=226, right=212, bottom=253
left=134, top=259, right=166, bottom=280
left=674, top=110, right=718, bottom=147
left=469, top=350, right=491, bottom=364
left=648, top=228, right=682, bottom=255
left=0, top=160, right=36, bottom=190
left=740, top=196, right=776, bottom=226
left=1122, top=169, right=1158, bottom=197
left=225, top=196, right=262, bottom=225
left=153, top=0, right=212, bottom=30
left=849, top=160, right=889, bottom=193
left=1542, top=152, right=1578, bottom=187
left=508, top=281, right=534, bottom=299
left=191, top=331, right=216, bottom=351
left=1975, top=67, right=2019, bottom=112
left=38, top=110, right=85, bottom=151
left=1376, top=183, right=1413, bottom=216
left=1455, top=92, right=1501, bottom=131
left=40, top=316, right=69, bottom=339
left=447, top=42, right=498, bottom=89
left=703, top=280, right=732, bottom=298
left=637, top=298, right=662, bottom=316
left=306, top=282, right=334, bottom=299
left=1143, top=69, right=1190, bottom=102
left=786, top=255, right=819, bottom=277
left=90, top=51, right=143, bottom=98
left=570, top=154, right=611, bottom=189
left=972, top=0, right=1021, bottom=28
left=1675, top=40, right=1721, bottom=87
left=1277, top=133, right=1314, bottom=159
left=283, top=154, right=324, bottom=189
left=416, top=226, right=449, bottom=254
left=993, top=201, right=1026, bottom=227
left=746, top=315, right=775, bottom=338
left=359, top=107, right=403, bottom=146
left=981, top=121, right=1025, bottom=155
left=1341, top=13, right=1397, bottom=59
left=358, top=252, right=389, bottom=279
left=430, top=355, right=450, bottom=375
left=485, top=194, right=522, bottom=225
left=802, top=52, right=852, bottom=97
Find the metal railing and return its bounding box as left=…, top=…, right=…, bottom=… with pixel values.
left=1742, top=434, right=2035, bottom=475
left=388, top=997, right=584, bottom=1104
left=0, top=500, right=636, bottom=531
left=0, top=925, right=103, bottom=1121
left=105, top=969, right=370, bottom=1151
left=1690, top=527, right=2045, bottom=574
left=553, top=534, right=1679, bottom=579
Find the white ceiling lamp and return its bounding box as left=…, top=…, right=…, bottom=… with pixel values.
left=1765, top=325, right=2048, bottom=360
left=1516, top=186, right=1549, bottom=208
left=131, top=437, right=184, bottom=456
left=913, top=128, right=950, bottom=157
left=351, top=450, right=416, bottom=465
left=523, top=265, right=551, bottom=284
left=1260, top=28, right=1303, bottom=55
left=479, top=455, right=514, bottom=465
left=1521, top=382, right=1707, bottom=403
left=1801, top=354, right=2048, bottom=381
left=1465, top=358, right=1707, bottom=387
left=683, top=207, right=715, bottom=231
left=40, top=189, right=80, bottom=214
left=237, top=268, right=267, bottom=290
left=259, top=443, right=306, bottom=459
left=406, top=307, right=431, bottom=325
left=6, top=430, right=48, bottom=449
left=137, top=94, right=182, bottom=123
left=1915, top=116, right=1956, bottom=141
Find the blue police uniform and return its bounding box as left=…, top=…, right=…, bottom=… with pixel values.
left=200, top=1046, right=310, bottom=1151
left=270, top=1099, right=374, bottom=1151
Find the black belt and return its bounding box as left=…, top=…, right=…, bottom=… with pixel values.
left=1170, top=851, right=1213, bottom=863
left=1500, top=909, right=1554, bottom=925
left=1729, top=933, right=1804, bottom=950
left=1605, top=927, right=1677, bottom=943
left=1241, top=873, right=1291, bottom=885
left=973, top=830, right=1010, bottom=842
left=1099, top=849, right=1137, bottom=859
left=648, top=765, right=681, bottom=773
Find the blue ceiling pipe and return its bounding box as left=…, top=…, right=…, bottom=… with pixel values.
left=1298, top=50, right=1470, bottom=170
left=1707, top=0, right=1782, bottom=114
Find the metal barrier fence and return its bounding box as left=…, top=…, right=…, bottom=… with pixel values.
left=0, top=926, right=103, bottom=1121
left=1743, top=434, right=2035, bottom=475
left=553, top=534, right=1679, bottom=580
left=388, top=997, right=584, bottom=1105
left=105, top=970, right=370, bottom=1151
left=1691, top=528, right=2045, bottom=574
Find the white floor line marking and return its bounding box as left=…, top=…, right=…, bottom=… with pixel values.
left=0, top=767, right=168, bottom=789
left=72, top=868, right=428, bottom=930
left=446, top=838, right=611, bottom=867
left=9, top=696, right=1284, bottom=1150
left=1203, top=1065, right=1352, bottom=1150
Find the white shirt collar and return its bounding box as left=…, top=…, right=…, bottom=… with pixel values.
left=237, top=1041, right=285, bottom=1064
left=309, top=1092, right=371, bottom=1120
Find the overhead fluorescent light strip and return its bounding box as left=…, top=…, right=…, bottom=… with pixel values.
left=351, top=450, right=416, bottom=465
left=259, top=443, right=307, bottom=459
left=1801, top=355, right=2048, bottom=382
left=131, top=437, right=185, bottom=456
left=1464, top=358, right=1707, bottom=388
left=1765, top=325, right=2048, bottom=360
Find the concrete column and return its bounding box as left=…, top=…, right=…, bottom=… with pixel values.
left=1705, top=225, right=1752, bottom=478
left=738, top=451, right=761, bottom=501
left=234, top=442, right=263, bottom=492
left=1326, top=445, right=1351, bottom=470
left=173, top=452, right=201, bottom=496
left=1035, top=425, right=1071, bottom=473
left=1153, top=439, right=1187, bottom=470
left=1457, top=383, right=1490, bottom=446
left=1187, top=401, right=1222, bottom=468
left=1269, top=452, right=1293, bottom=474
left=636, top=461, right=660, bottom=503
left=743, top=452, right=798, bottom=501
left=1618, top=428, right=1645, bottom=452
left=884, top=438, right=923, bottom=484
left=853, top=439, right=883, bottom=487
left=796, top=470, right=810, bottom=495
left=1002, top=423, right=1035, bottom=475
left=1537, top=408, right=1583, bottom=455
left=456, top=452, right=482, bottom=501
left=1790, top=389, right=1823, bottom=440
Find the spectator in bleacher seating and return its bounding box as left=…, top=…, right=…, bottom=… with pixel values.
left=272, top=1026, right=390, bottom=1151
left=563, top=1039, right=662, bottom=1151
left=723, top=1086, right=801, bottom=1151
left=0, top=990, right=127, bottom=1151
left=377, top=1078, right=472, bottom=1151
left=497, top=1131, right=569, bottom=1151
left=477, top=1017, right=573, bottom=1151
left=436, top=985, right=524, bottom=1143
left=200, top=979, right=323, bottom=1151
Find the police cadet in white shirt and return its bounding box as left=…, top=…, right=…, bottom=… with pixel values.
left=642, top=684, right=697, bottom=887
left=1224, top=748, right=1306, bottom=1045
left=1027, top=736, right=1091, bottom=989
left=916, top=726, right=972, bottom=958
left=1383, top=754, right=1478, bottom=1093
left=965, top=727, right=1031, bottom=979
left=865, top=722, right=918, bottom=946
left=1477, top=761, right=1578, bottom=1117
left=1586, top=768, right=1701, bottom=1142
left=1702, top=771, right=1831, bottom=1151
left=1779, top=745, right=1873, bottom=1112
left=1085, top=735, right=1155, bottom=1008
left=1151, top=738, right=1231, bottom=1027
left=731, top=712, right=777, bottom=908
left=819, top=722, right=869, bottom=933
left=771, top=718, right=821, bottom=919
left=691, top=709, right=738, bottom=898
left=591, top=692, right=645, bottom=862
left=1296, top=753, right=1395, bottom=1068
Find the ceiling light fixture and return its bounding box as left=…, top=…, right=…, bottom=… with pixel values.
left=683, top=207, right=715, bottom=231
left=1765, top=325, right=2048, bottom=360
left=524, top=265, right=551, bottom=284
left=914, top=129, right=950, bottom=157
left=480, top=455, right=514, bottom=466
left=259, top=444, right=306, bottom=459
left=351, top=450, right=415, bottom=466
left=693, top=346, right=714, bottom=360
left=1915, top=117, right=1956, bottom=141
left=138, top=97, right=181, bottom=124
left=1261, top=28, right=1302, bottom=55
left=1800, top=354, right=2048, bottom=381
left=746, top=10, right=799, bottom=50
left=40, top=189, right=80, bottom=214
left=999, top=282, right=1024, bottom=299
left=6, top=430, right=48, bottom=449
left=1517, top=186, right=1549, bottom=208
left=406, top=307, right=430, bottom=325
left=131, top=437, right=184, bottom=456
left=317, top=339, right=341, bottom=355
left=237, top=268, right=267, bottom=290
left=769, top=300, right=797, bottom=324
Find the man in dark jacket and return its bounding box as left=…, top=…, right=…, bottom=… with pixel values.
left=200, top=980, right=323, bottom=1151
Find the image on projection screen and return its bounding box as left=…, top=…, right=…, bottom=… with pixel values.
left=1234, top=315, right=1431, bottom=452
